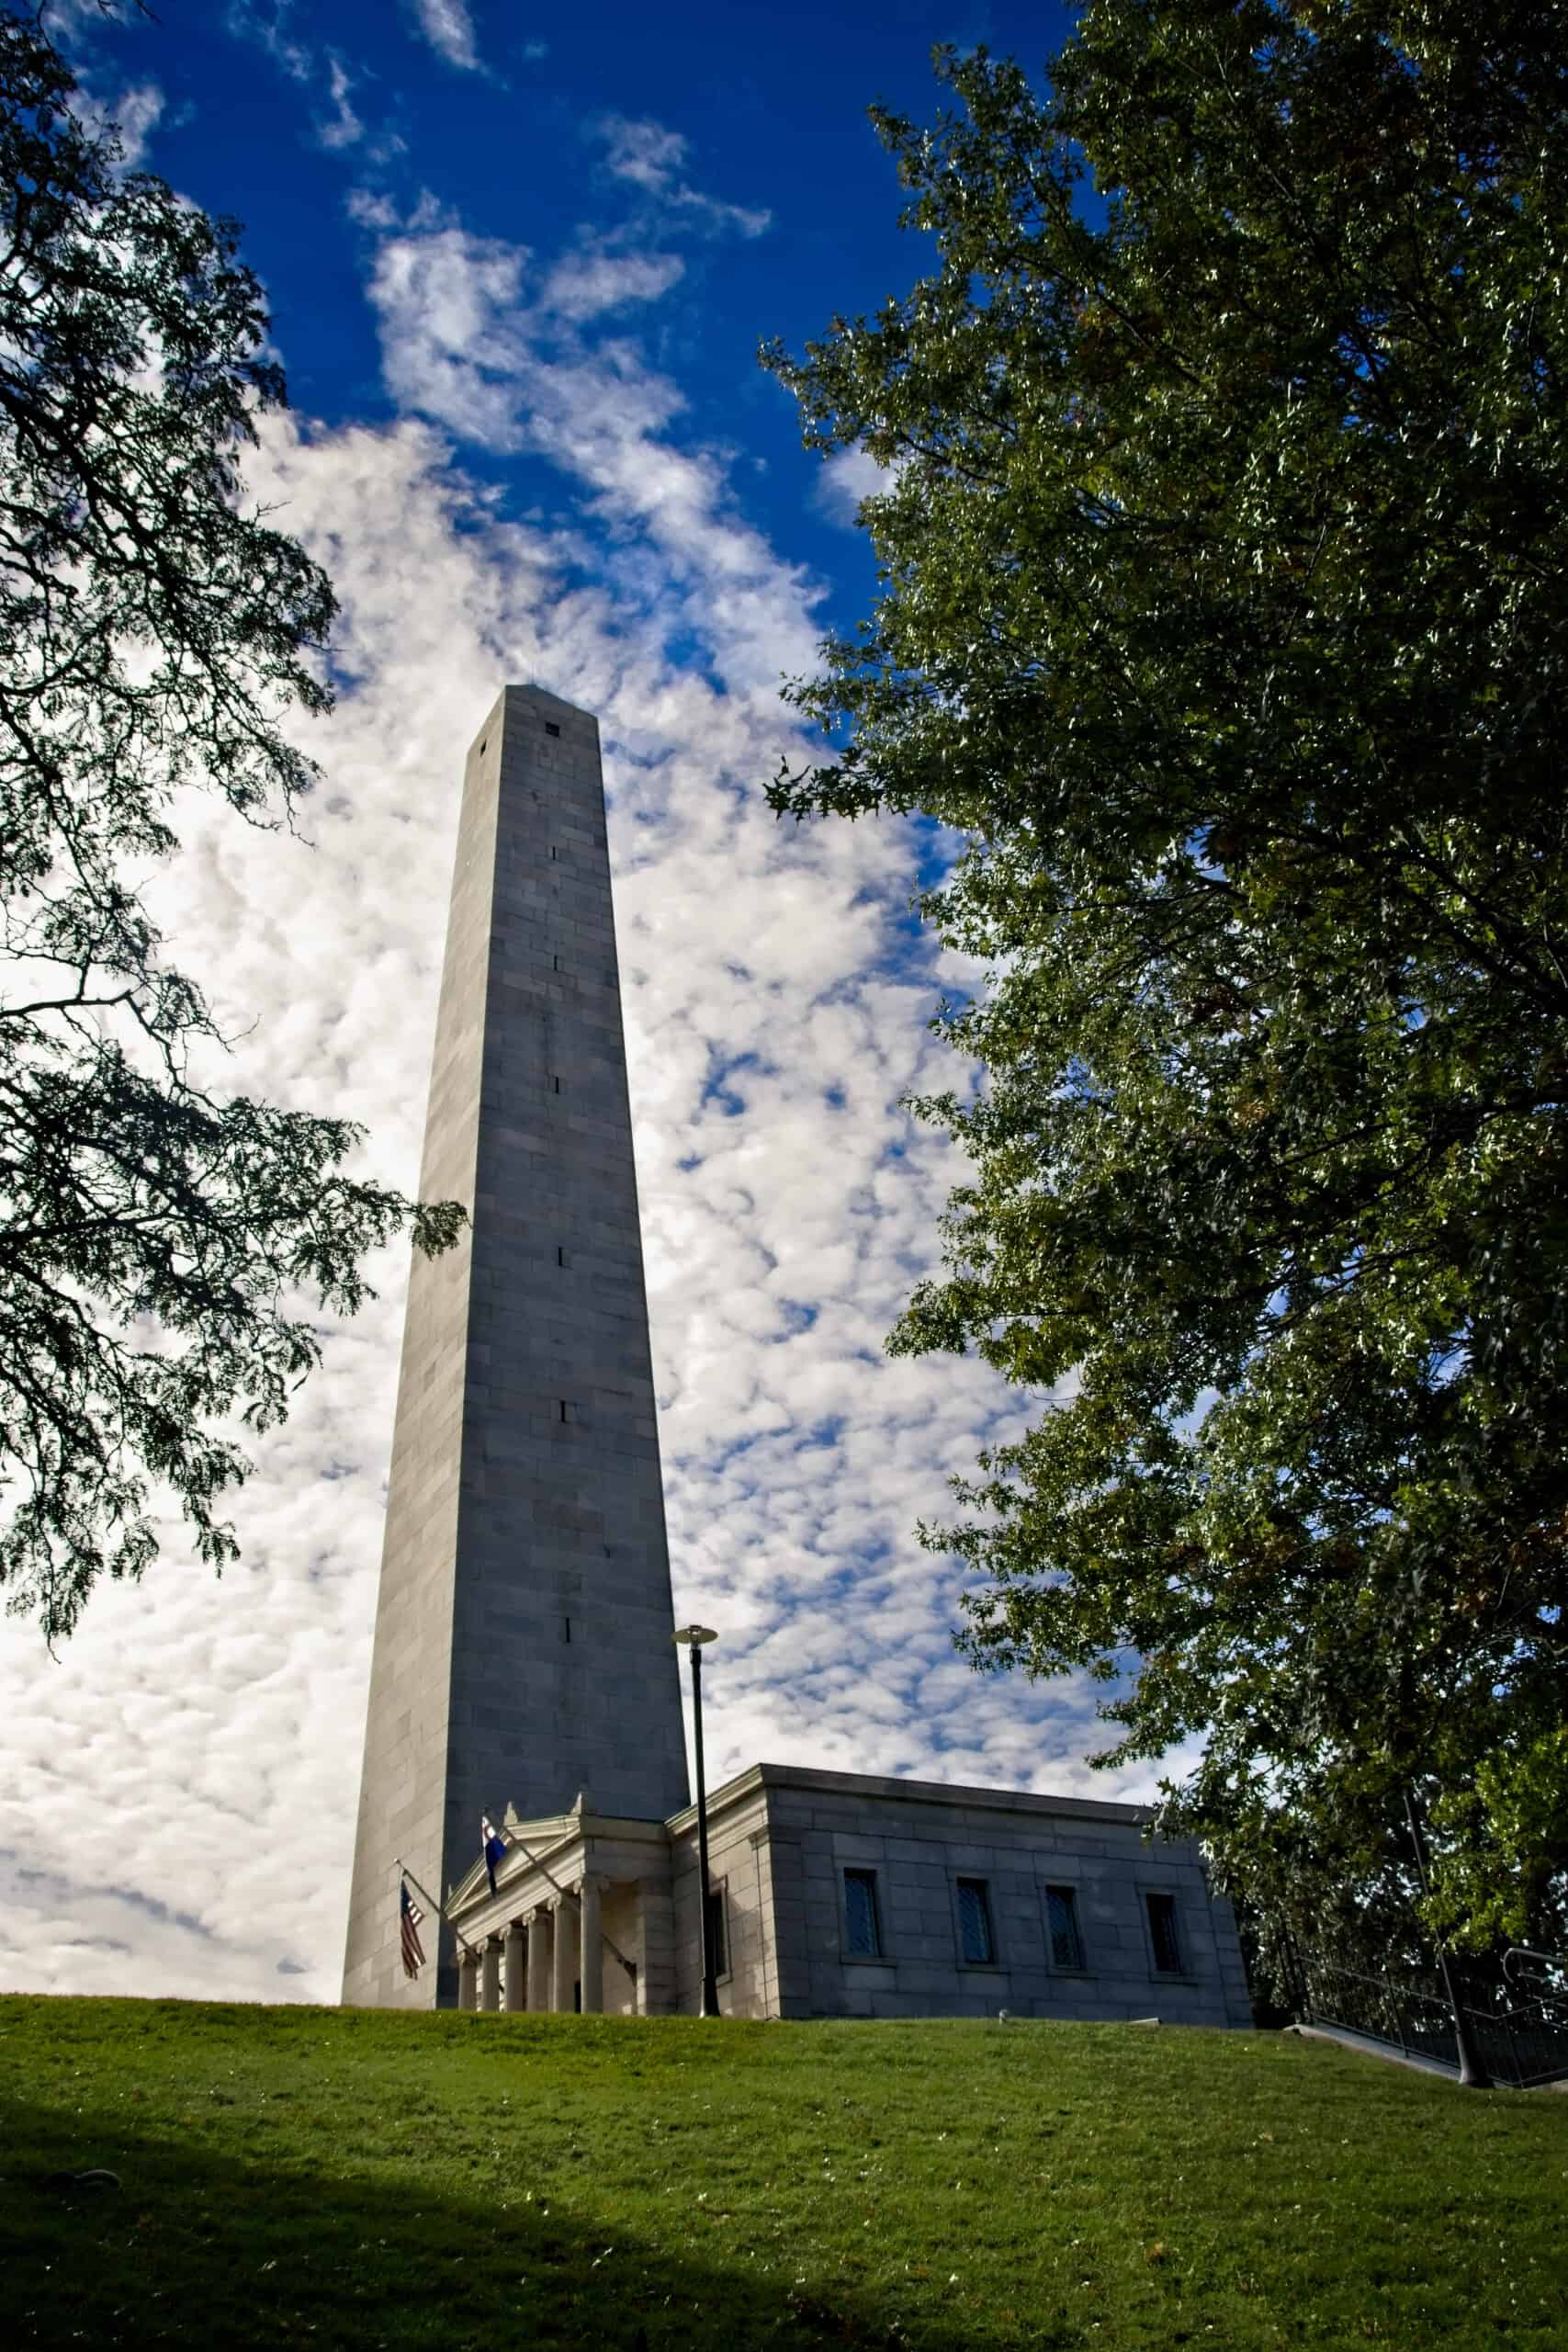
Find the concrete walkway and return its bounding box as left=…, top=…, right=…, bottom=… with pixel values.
left=1289, top=2019, right=1568, bottom=2089
left=1286, top=2020, right=1461, bottom=2081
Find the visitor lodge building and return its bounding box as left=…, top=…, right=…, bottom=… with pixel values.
left=446, top=1764, right=1251, bottom=2025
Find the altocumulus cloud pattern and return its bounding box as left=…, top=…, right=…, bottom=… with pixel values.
left=0, top=0, right=1134, bottom=2004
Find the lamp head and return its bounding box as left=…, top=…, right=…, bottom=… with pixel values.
left=672, top=1623, right=718, bottom=1647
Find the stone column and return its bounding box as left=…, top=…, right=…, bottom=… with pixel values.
left=480, top=1936, right=502, bottom=2012
left=635, top=1877, right=677, bottom=2017
left=458, top=1948, right=479, bottom=2011
left=579, top=1876, right=604, bottom=2015
left=526, top=1905, right=551, bottom=2012
left=754, top=1827, right=809, bottom=2019
left=504, top=1923, right=526, bottom=2010
left=552, top=1895, right=577, bottom=2014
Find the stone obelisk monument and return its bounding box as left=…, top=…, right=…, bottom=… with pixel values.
left=342, top=685, right=690, bottom=2008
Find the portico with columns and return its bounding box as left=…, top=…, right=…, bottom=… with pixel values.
left=448, top=1793, right=677, bottom=2016
left=441, top=1762, right=1253, bottom=2028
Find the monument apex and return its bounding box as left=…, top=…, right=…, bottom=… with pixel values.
left=342, top=685, right=690, bottom=2009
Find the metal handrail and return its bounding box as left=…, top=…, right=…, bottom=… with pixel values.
left=1298, top=1949, right=1568, bottom=2088
left=1300, top=1957, right=1450, bottom=2017
left=1503, top=1946, right=1568, bottom=2022
left=1504, top=1944, right=1568, bottom=1984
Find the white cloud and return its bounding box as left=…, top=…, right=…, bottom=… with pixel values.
left=815, top=444, right=890, bottom=529
left=361, top=212, right=809, bottom=695
left=110, top=81, right=164, bottom=169
left=542, top=245, right=685, bottom=322
left=597, top=113, right=686, bottom=195
left=367, top=224, right=536, bottom=450
left=411, top=0, right=481, bottom=72
left=346, top=187, right=401, bottom=232
left=317, top=54, right=363, bottom=151
left=592, top=113, right=772, bottom=239
left=225, top=1, right=311, bottom=84
left=73, top=76, right=165, bottom=172
left=225, top=13, right=403, bottom=160
left=40, top=0, right=133, bottom=34
left=0, top=187, right=1142, bottom=2004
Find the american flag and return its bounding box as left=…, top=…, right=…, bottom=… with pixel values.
left=400, top=1878, right=426, bottom=1979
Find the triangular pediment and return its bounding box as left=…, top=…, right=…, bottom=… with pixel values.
left=447, top=1807, right=580, bottom=1908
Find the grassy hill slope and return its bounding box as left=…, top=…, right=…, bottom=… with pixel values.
left=1, top=1996, right=1562, bottom=2348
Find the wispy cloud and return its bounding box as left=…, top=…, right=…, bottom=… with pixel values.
left=814, top=445, right=891, bottom=529
left=226, top=13, right=405, bottom=164
left=115, top=82, right=165, bottom=167
left=542, top=245, right=685, bottom=322
left=597, top=113, right=685, bottom=194
left=410, top=0, right=481, bottom=72
left=226, top=0, right=312, bottom=83
left=74, top=77, right=166, bottom=171
left=362, top=210, right=810, bottom=692
left=591, top=113, right=772, bottom=239
left=317, top=54, right=363, bottom=151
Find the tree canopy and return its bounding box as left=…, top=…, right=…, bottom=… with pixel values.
left=764, top=0, right=1568, bottom=1955
left=0, top=9, right=460, bottom=1642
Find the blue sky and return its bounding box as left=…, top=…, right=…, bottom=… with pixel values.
left=126, top=0, right=1077, bottom=651
left=0, top=0, right=1145, bottom=2004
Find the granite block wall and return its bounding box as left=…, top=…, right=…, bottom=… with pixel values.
left=668, top=1767, right=1252, bottom=2027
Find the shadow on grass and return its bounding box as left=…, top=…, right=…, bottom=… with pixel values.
left=2, top=2088, right=1081, bottom=2352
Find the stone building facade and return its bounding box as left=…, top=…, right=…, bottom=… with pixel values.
left=445, top=1763, right=1252, bottom=2026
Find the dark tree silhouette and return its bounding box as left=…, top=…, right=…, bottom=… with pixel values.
left=0, top=7, right=462, bottom=1640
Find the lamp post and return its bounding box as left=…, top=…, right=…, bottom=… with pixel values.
left=673, top=1623, right=720, bottom=2017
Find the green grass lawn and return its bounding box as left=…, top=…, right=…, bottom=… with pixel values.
left=1, top=1998, right=1562, bottom=2349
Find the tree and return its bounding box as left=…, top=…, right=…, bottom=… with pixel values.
left=764, top=0, right=1568, bottom=1957
left=0, top=9, right=461, bottom=1643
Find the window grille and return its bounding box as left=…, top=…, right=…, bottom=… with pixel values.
left=956, top=1878, right=996, bottom=1965
left=1146, top=1893, right=1184, bottom=1974
left=705, top=1883, right=728, bottom=1978
left=843, top=1868, right=881, bottom=1958
left=1044, top=1884, right=1086, bottom=1971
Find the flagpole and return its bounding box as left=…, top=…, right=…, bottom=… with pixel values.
left=394, top=1858, right=479, bottom=1960
left=495, top=1813, right=639, bottom=1984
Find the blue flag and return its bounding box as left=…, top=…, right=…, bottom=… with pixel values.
left=481, top=1815, right=508, bottom=1895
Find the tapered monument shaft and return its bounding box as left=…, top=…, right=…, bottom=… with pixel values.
left=342, top=686, right=690, bottom=2008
